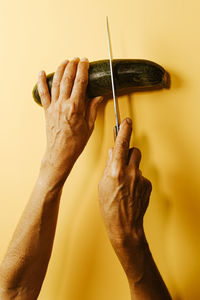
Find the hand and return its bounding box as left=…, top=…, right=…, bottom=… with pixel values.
left=98, top=124, right=172, bottom=299
left=98, top=118, right=152, bottom=246
left=38, top=57, right=103, bottom=181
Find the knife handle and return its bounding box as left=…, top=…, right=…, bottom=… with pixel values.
left=113, top=125, right=120, bottom=141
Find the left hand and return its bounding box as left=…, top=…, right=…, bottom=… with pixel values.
left=38, top=57, right=103, bottom=181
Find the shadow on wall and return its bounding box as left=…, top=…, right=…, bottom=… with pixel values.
left=47, top=103, right=107, bottom=299
left=55, top=100, right=136, bottom=300
left=163, top=118, right=200, bottom=300
left=126, top=93, right=183, bottom=300
left=57, top=90, right=184, bottom=300
left=48, top=84, right=192, bottom=299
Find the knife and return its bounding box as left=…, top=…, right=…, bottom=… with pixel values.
left=106, top=16, right=120, bottom=139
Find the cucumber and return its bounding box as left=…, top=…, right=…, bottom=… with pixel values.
left=32, top=59, right=170, bottom=106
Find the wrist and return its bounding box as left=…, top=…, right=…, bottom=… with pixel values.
left=110, top=232, right=149, bottom=283
left=38, top=154, right=74, bottom=190
left=109, top=225, right=146, bottom=250
left=109, top=227, right=148, bottom=271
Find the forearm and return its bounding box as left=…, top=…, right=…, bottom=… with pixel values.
left=98, top=119, right=171, bottom=300
left=112, top=233, right=172, bottom=300
left=0, top=159, right=70, bottom=299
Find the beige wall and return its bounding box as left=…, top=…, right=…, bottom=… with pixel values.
left=0, top=0, right=200, bottom=299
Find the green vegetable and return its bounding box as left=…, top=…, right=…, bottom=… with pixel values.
left=32, top=59, right=170, bottom=106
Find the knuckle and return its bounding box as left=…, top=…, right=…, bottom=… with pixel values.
left=52, top=80, right=60, bottom=88
left=137, top=169, right=142, bottom=178
left=76, top=76, right=88, bottom=86
left=143, top=177, right=152, bottom=191
left=39, top=88, right=48, bottom=98
left=64, top=74, right=74, bottom=82
left=69, top=101, right=77, bottom=112
left=111, top=165, right=125, bottom=180
left=55, top=101, right=62, bottom=112
left=117, top=169, right=125, bottom=180
left=116, top=138, right=129, bottom=149
left=67, top=102, right=79, bottom=118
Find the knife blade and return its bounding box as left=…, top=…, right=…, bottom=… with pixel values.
left=106, top=16, right=120, bottom=139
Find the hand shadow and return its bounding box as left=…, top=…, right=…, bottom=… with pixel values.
left=126, top=93, right=182, bottom=300
left=44, top=85, right=184, bottom=299
left=44, top=102, right=107, bottom=299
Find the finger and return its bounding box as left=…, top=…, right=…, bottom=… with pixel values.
left=133, top=175, right=152, bottom=216
left=86, top=96, right=104, bottom=131
left=143, top=177, right=152, bottom=195
left=109, top=147, right=113, bottom=158
left=51, top=59, right=69, bottom=102
left=38, top=71, right=51, bottom=110
left=112, top=118, right=132, bottom=166
left=139, top=176, right=152, bottom=208
left=113, top=126, right=117, bottom=142
left=107, top=147, right=114, bottom=166
left=70, top=57, right=89, bottom=110
left=101, top=148, right=114, bottom=180
left=59, top=57, right=80, bottom=100
left=128, top=147, right=141, bottom=169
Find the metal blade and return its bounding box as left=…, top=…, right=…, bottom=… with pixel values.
left=106, top=16, right=120, bottom=136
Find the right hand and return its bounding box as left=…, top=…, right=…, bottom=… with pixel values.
left=98, top=118, right=152, bottom=246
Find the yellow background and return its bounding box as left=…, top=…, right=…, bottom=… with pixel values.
left=0, top=0, right=200, bottom=299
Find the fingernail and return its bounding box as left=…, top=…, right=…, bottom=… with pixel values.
left=72, top=57, right=79, bottom=61
left=63, top=59, right=68, bottom=64
left=80, top=57, right=89, bottom=62
left=39, top=70, right=44, bottom=76
left=98, top=96, right=104, bottom=103
left=126, top=118, right=132, bottom=125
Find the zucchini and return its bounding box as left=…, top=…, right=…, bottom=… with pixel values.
left=32, top=59, right=170, bottom=106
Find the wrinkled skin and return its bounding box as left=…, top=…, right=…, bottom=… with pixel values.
left=0, top=57, right=103, bottom=300
left=0, top=56, right=171, bottom=300
left=38, top=57, right=103, bottom=181
left=98, top=119, right=152, bottom=245
left=98, top=120, right=172, bottom=300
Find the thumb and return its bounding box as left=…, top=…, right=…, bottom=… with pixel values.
left=112, top=118, right=132, bottom=166
left=86, top=96, right=104, bottom=131
left=37, top=70, right=51, bottom=110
